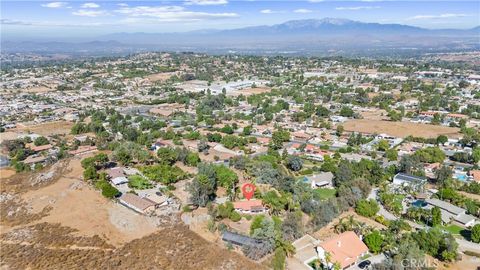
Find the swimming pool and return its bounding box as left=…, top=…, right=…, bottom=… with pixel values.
left=455, top=173, right=467, bottom=182
left=412, top=200, right=427, bottom=208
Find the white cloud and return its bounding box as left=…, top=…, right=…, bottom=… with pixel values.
left=1, top=18, right=114, bottom=27
left=260, top=9, right=275, bottom=14
left=115, top=5, right=238, bottom=22
left=118, top=3, right=129, bottom=7
left=72, top=9, right=109, bottom=17
left=41, top=2, right=67, bottom=8
left=335, top=6, right=380, bottom=11
left=308, top=0, right=324, bottom=2
left=294, top=9, right=312, bottom=14
left=81, top=3, right=100, bottom=9
left=407, top=13, right=469, bottom=20
left=184, top=0, right=228, bottom=5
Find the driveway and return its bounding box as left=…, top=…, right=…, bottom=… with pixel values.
left=348, top=253, right=387, bottom=270
left=368, top=188, right=397, bottom=221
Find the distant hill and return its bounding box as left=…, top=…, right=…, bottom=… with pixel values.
left=97, top=18, right=479, bottom=44
left=3, top=18, right=479, bottom=56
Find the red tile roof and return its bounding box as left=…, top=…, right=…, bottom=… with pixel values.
left=320, top=231, right=369, bottom=269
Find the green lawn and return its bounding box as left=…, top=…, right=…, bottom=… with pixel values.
left=441, top=224, right=464, bottom=235
left=313, top=188, right=337, bottom=200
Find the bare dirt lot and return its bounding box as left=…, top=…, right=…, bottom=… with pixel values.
left=14, top=121, right=74, bottom=137
left=146, top=72, right=176, bottom=82
left=229, top=87, right=271, bottom=96
left=0, top=169, right=15, bottom=179
left=343, top=119, right=461, bottom=138
left=0, top=158, right=264, bottom=269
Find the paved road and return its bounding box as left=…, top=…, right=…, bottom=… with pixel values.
left=368, top=188, right=397, bottom=221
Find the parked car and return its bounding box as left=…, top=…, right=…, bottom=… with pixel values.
left=358, top=260, right=371, bottom=269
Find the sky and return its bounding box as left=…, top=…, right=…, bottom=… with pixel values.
left=1, top=0, right=479, bottom=40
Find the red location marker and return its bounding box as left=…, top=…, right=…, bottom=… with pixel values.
left=242, top=183, right=256, bottom=201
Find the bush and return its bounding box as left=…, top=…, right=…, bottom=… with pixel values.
left=83, top=166, right=98, bottom=180
left=229, top=211, right=242, bottom=222
left=97, top=181, right=120, bottom=198
left=182, top=205, right=192, bottom=212
left=472, top=224, right=480, bottom=243
left=355, top=199, right=380, bottom=218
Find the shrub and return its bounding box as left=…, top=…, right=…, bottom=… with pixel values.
left=229, top=211, right=242, bottom=222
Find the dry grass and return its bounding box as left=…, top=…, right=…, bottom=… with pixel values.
left=146, top=72, right=175, bottom=82
left=228, top=87, right=271, bottom=96
left=14, top=121, right=74, bottom=136
left=0, top=156, right=266, bottom=269
left=343, top=119, right=461, bottom=138
left=0, top=224, right=263, bottom=270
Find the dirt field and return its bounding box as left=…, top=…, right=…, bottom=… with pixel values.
left=13, top=121, right=74, bottom=137
left=0, top=157, right=264, bottom=269
left=0, top=169, right=15, bottom=179
left=229, top=87, right=271, bottom=96
left=343, top=119, right=461, bottom=138
left=22, top=86, right=53, bottom=93
left=147, top=72, right=175, bottom=82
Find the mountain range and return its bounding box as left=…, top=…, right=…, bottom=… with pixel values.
left=3, top=18, right=479, bottom=56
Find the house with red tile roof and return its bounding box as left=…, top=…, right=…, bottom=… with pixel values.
left=233, top=200, right=266, bottom=214
left=470, top=170, right=480, bottom=182
left=315, top=231, right=369, bottom=269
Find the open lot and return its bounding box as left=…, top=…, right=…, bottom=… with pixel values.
left=343, top=119, right=461, bottom=138
left=146, top=72, right=176, bottom=82
left=14, top=121, right=74, bottom=137
left=228, top=87, right=271, bottom=96
left=0, top=157, right=264, bottom=269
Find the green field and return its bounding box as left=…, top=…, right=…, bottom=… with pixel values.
left=313, top=188, right=337, bottom=200
left=441, top=224, right=463, bottom=235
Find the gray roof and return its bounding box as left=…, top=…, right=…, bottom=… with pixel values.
left=454, top=213, right=476, bottom=225
left=306, top=172, right=334, bottom=183
left=426, top=198, right=465, bottom=216
left=222, top=231, right=262, bottom=247
left=394, top=173, right=427, bottom=183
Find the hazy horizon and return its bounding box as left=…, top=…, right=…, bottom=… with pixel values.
left=1, top=0, right=479, bottom=41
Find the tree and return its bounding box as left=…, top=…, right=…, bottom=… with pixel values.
left=185, top=152, right=200, bottom=166
left=364, top=230, right=383, bottom=254
left=472, top=147, right=480, bottom=164
left=436, top=135, right=448, bottom=145
left=355, top=199, right=379, bottom=218
left=286, top=156, right=303, bottom=171
left=385, top=149, right=398, bottom=161
left=83, top=166, right=97, bottom=180
left=101, top=182, right=120, bottom=198
left=336, top=125, right=344, bottom=136
left=431, top=206, right=442, bottom=227
left=157, top=147, right=178, bottom=165
left=413, top=147, right=446, bottom=163
left=272, top=129, right=290, bottom=149
left=377, top=140, right=390, bottom=151
left=271, top=248, right=286, bottom=270
left=187, top=174, right=216, bottom=207
left=471, top=224, right=480, bottom=243
left=435, top=166, right=452, bottom=185
left=339, top=106, right=354, bottom=117
left=281, top=211, right=303, bottom=242
left=215, top=165, right=238, bottom=191
left=34, top=136, right=49, bottom=146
